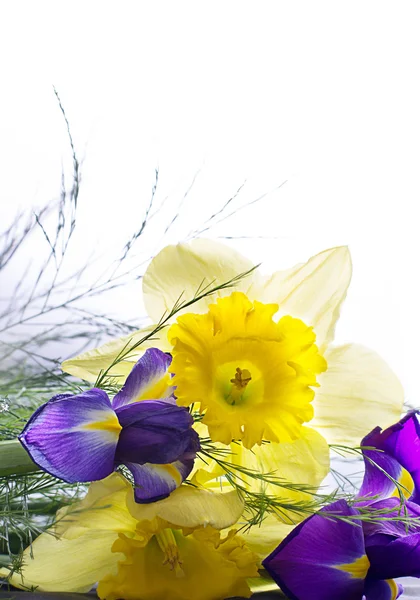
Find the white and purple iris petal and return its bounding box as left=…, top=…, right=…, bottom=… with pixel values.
left=19, top=348, right=199, bottom=503
left=358, top=412, right=420, bottom=505
left=19, top=389, right=121, bottom=482
left=262, top=499, right=409, bottom=600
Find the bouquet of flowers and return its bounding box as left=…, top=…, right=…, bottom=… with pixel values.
left=0, top=106, right=416, bottom=599
left=1, top=224, right=419, bottom=600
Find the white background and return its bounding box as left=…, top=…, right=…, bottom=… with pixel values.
left=1, top=0, right=419, bottom=410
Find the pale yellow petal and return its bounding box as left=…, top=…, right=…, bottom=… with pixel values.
left=249, top=571, right=281, bottom=594
left=127, top=485, right=244, bottom=530
left=240, top=515, right=295, bottom=563
left=194, top=428, right=330, bottom=504
left=255, top=246, right=352, bottom=349
left=1, top=529, right=122, bottom=593
left=61, top=326, right=170, bottom=383
left=56, top=473, right=138, bottom=537
left=230, top=427, right=330, bottom=503
left=311, top=344, right=404, bottom=446
left=142, top=238, right=258, bottom=321
left=194, top=428, right=329, bottom=545
left=0, top=474, right=138, bottom=593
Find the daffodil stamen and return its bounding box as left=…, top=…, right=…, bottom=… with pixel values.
left=226, top=367, right=252, bottom=405
left=230, top=367, right=252, bottom=389
left=155, top=529, right=185, bottom=578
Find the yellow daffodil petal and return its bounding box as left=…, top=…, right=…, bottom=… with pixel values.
left=1, top=529, right=124, bottom=593
left=98, top=527, right=259, bottom=600
left=61, top=326, right=170, bottom=383
left=126, top=485, right=244, bottom=530
left=215, top=427, right=330, bottom=514
left=240, top=426, right=330, bottom=498
left=238, top=515, right=295, bottom=563
left=311, top=344, right=404, bottom=445
left=249, top=571, right=280, bottom=594
left=256, top=246, right=352, bottom=350
left=1, top=474, right=138, bottom=593
left=142, top=238, right=258, bottom=322
left=55, top=473, right=138, bottom=537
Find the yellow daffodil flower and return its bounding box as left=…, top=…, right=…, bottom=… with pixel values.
left=168, top=292, right=327, bottom=448
left=63, top=239, right=404, bottom=449
left=0, top=474, right=259, bottom=600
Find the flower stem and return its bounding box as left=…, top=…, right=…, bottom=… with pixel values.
left=0, top=440, right=40, bottom=477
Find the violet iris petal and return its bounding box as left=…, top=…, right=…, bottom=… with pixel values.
left=263, top=500, right=368, bottom=600
left=365, top=532, right=420, bottom=580
left=358, top=412, right=420, bottom=504
left=362, top=498, right=420, bottom=539
left=114, top=400, right=194, bottom=464
left=123, top=429, right=200, bottom=503
left=19, top=389, right=120, bottom=482
left=363, top=578, right=403, bottom=600
left=357, top=442, right=405, bottom=504
left=112, top=348, right=175, bottom=409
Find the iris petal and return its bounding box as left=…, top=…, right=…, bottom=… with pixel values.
left=19, top=389, right=120, bottom=482
left=358, top=444, right=407, bottom=504
left=115, top=400, right=196, bottom=465
left=366, top=532, right=420, bottom=580
left=359, top=412, right=420, bottom=504
left=364, top=578, right=403, bottom=600
left=362, top=498, right=420, bottom=539
left=123, top=430, right=199, bottom=503
left=263, top=500, right=368, bottom=600
left=124, top=455, right=194, bottom=504
left=112, top=348, right=174, bottom=409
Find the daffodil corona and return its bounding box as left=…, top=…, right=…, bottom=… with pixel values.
left=98, top=525, right=258, bottom=600
left=169, top=292, right=327, bottom=448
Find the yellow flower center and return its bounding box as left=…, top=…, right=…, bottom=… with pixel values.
left=168, top=292, right=327, bottom=448
left=155, top=529, right=185, bottom=578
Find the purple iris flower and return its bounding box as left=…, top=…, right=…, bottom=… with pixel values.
left=263, top=412, right=420, bottom=599
left=263, top=499, right=408, bottom=600
left=19, top=348, right=200, bottom=504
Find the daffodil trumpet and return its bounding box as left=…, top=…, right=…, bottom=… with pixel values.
left=18, top=348, right=200, bottom=503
